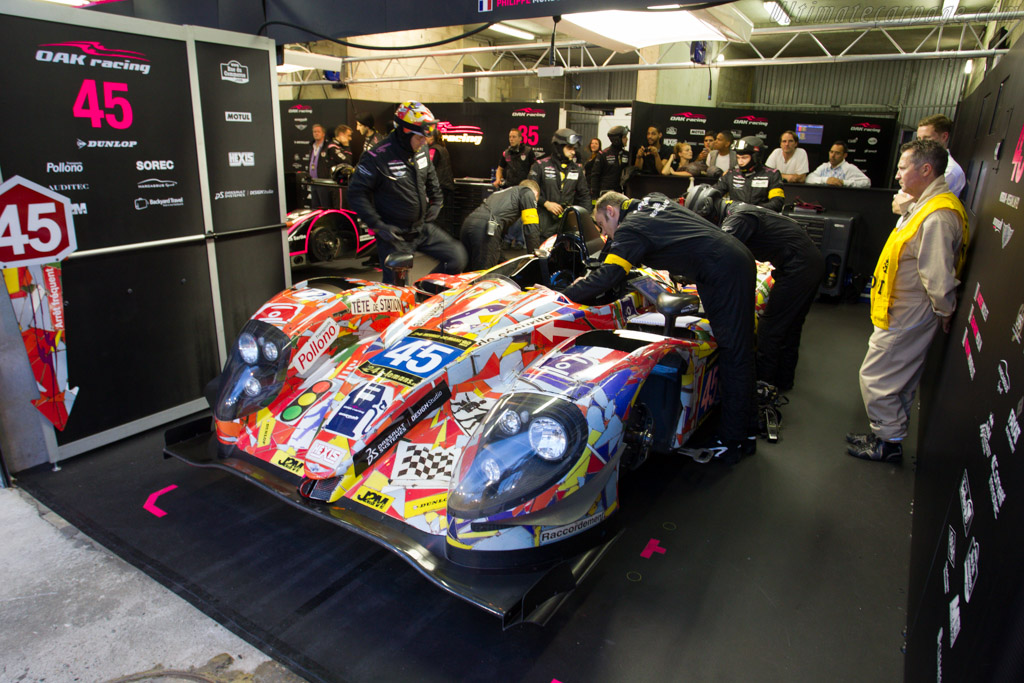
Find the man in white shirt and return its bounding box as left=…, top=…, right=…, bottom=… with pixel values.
left=765, top=130, right=809, bottom=183
left=806, top=141, right=871, bottom=188
left=891, top=114, right=966, bottom=214
left=706, top=130, right=737, bottom=176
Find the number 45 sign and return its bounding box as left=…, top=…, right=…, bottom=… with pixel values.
left=0, top=176, right=78, bottom=268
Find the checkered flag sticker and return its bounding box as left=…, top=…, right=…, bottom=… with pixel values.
left=391, top=442, right=456, bottom=487
left=452, top=392, right=493, bottom=433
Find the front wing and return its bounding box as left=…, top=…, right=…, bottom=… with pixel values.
left=164, top=417, right=620, bottom=629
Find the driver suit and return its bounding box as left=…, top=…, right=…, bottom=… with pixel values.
left=721, top=203, right=825, bottom=390
left=714, top=164, right=785, bottom=212
left=589, top=142, right=630, bottom=197
left=348, top=130, right=467, bottom=284
left=460, top=185, right=541, bottom=271
left=529, top=151, right=591, bottom=240
left=562, top=193, right=757, bottom=447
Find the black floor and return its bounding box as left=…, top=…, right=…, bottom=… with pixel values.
left=15, top=300, right=916, bottom=683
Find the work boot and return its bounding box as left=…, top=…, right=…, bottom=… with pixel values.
left=847, top=437, right=902, bottom=463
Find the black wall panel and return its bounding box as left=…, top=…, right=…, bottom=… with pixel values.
left=905, top=41, right=1024, bottom=683
left=214, top=231, right=289, bottom=347
left=56, top=244, right=220, bottom=445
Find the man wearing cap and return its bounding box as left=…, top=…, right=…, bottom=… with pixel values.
left=713, top=136, right=786, bottom=212
left=348, top=101, right=467, bottom=284
left=562, top=191, right=758, bottom=466
left=529, top=128, right=591, bottom=239
left=355, top=112, right=383, bottom=155
left=589, top=126, right=631, bottom=198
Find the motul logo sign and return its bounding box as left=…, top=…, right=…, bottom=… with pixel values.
left=293, top=318, right=340, bottom=373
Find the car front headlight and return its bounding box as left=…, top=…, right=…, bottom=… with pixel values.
left=448, top=394, right=587, bottom=519
left=213, top=320, right=292, bottom=421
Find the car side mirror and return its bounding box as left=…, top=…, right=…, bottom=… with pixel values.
left=656, top=292, right=700, bottom=336
left=384, top=252, right=414, bottom=286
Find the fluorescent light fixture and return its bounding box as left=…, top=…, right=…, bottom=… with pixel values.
left=648, top=4, right=682, bottom=9
left=963, top=60, right=973, bottom=74
left=557, top=10, right=726, bottom=51
left=40, top=0, right=91, bottom=5
left=276, top=63, right=309, bottom=74
left=942, top=0, right=960, bottom=19
left=491, top=23, right=534, bottom=40
left=279, top=49, right=344, bottom=73
left=716, top=52, right=726, bottom=62
left=764, top=1, right=791, bottom=26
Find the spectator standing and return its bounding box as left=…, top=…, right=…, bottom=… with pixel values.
left=806, top=141, right=871, bottom=187
left=348, top=101, right=466, bottom=284
left=847, top=140, right=969, bottom=462
left=707, top=130, right=737, bottom=177
left=892, top=114, right=967, bottom=214
left=584, top=137, right=602, bottom=184
left=324, top=124, right=355, bottom=208
left=355, top=112, right=383, bottom=155
left=307, top=123, right=333, bottom=209
left=765, top=130, right=809, bottom=183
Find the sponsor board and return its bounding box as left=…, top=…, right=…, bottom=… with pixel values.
left=138, top=178, right=177, bottom=189
left=221, top=60, right=249, bottom=84
left=77, top=138, right=137, bottom=148
left=134, top=197, right=183, bottom=210
left=136, top=160, right=174, bottom=171
left=214, top=190, right=246, bottom=200
left=270, top=450, right=304, bottom=476
left=670, top=111, right=707, bottom=123
left=225, top=111, right=252, bottom=122
left=354, top=485, right=393, bottom=512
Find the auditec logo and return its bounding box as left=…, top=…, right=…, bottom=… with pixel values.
left=288, top=104, right=313, bottom=114
left=670, top=111, right=707, bottom=123
left=734, top=115, right=768, bottom=126
left=220, top=60, right=249, bottom=84
left=512, top=107, right=546, bottom=118
left=851, top=121, right=882, bottom=133
left=225, top=111, right=252, bottom=122
left=229, top=151, right=255, bottom=167
left=48, top=183, right=89, bottom=192
left=437, top=121, right=483, bottom=145
left=36, top=41, right=151, bottom=76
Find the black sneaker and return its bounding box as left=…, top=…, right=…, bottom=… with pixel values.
left=845, top=432, right=875, bottom=448
left=847, top=438, right=902, bottom=463
left=706, top=437, right=750, bottom=466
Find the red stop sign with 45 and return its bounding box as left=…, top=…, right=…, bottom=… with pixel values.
left=0, top=176, right=78, bottom=268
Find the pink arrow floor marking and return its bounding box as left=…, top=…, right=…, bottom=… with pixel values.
left=641, top=538, right=666, bottom=558
left=143, top=485, right=178, bottom=517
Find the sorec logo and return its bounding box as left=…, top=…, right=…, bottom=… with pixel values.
left=220, top=60, right=249, bottom=84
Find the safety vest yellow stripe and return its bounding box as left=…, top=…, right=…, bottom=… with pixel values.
left=604, top=253, right=633, bottom=273
left=869, top=192, right=968, bottom=329
left=768, top=188, right=785, bottom=199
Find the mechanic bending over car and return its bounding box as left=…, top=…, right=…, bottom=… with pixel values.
left=562, top=191, right=758, bottom=465
left=689, top=188, right=825, bottom=394
left=348, top=101, right=467, bottom=284
left=460, top=179, right=542, bottom=271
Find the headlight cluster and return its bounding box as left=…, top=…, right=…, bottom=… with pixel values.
left=448, top=394, right=587, bottom=519
left=213, top=320, right=292, bottom=421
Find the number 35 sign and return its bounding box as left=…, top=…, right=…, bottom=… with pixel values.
left=0, top=176, right=77, bottom=268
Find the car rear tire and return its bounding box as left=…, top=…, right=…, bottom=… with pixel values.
left=309, top=224, right=341, bottom=262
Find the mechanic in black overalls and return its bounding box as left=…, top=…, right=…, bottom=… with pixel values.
left=460, top=180, right=541, bottom=271
left=588, top=126, right=631, bottom=199
left=562, top=191, right=757, bottom=465
left=528, top=128, right=591, bottom=240
left=348, top=101, right=467, bottom=284
left=713, top=136, right=785, bottom=212
left=690, top=187, right=825, bottom=392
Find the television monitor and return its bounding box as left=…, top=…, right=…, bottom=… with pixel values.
left=795, top=123, right=824, bottom=145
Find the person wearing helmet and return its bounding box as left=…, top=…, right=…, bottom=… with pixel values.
left=563, top=191, right=758, bottom=466
left=460, top=179, right=542, bottom=271
left=348, top=101, right=467, bottom=284
left=713, top=135, right=786, bottom=212
left=528, top=128, right=591, bottom=239
left=589, top=126, right=631, bottom=198
left=720, top=203, right=825, bottom=393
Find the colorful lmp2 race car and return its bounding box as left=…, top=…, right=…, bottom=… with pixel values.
left=166, top=209, right=773, bottom=626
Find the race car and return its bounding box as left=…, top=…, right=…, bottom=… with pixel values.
left=286, top=206, right=375, bottom=267
left=166, top=207, right=773, bottom=626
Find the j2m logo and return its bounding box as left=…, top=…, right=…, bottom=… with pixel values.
left=355, top=487, right=393, bottom=512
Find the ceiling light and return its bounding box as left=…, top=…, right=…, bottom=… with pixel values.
left=491, top=23, right=534, bottom=40
left=557, top=10, right=726, bottom=51
left=942, top=0, right=960, bottom=19
left=963, top=60, right=973, bottom=74
left=716, top=53, right=726, bottom=62
left=648, top=4, right=682, bottom=9
left=276, top=64, right=309, bottom=74
left=764, top=1, right=791, bottom=26
left=39, top=0, right=90, bottom=5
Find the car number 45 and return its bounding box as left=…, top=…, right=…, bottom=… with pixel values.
left=377, top=338, right=459, bottom=375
